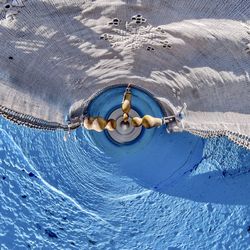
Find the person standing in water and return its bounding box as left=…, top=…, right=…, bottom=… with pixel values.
left=122, top=83, right=132, bottom=123
left=83, top=117, right=116, bottom=132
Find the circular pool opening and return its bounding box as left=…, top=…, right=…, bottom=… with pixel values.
left=85, top=84, right=166, bottom=146
left=76, top=84, right=204, bottom=189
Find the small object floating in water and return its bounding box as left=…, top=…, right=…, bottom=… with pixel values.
left=63, top=134, right=67, bottom=141
left=44, top=229, right=58, bottom=239
left=28, top=172, right=36, bottom=178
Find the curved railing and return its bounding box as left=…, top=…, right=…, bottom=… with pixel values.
left=0, top=100, right=250, bottom=150
left=0, top=105, right=68, bottom=131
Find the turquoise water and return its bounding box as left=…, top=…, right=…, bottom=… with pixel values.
left=0, top=100, right=250, bottom=248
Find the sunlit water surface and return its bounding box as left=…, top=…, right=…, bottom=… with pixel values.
left=0, top=100, right=250, bottom=250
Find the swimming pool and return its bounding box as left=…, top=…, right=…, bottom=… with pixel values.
left=79, top=85, right=204, bottom=190
left=0, top=100, right=250, bottom=248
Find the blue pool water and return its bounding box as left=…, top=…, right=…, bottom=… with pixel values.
left=0, top=102, right=250, bottom=248
left=83, top=86, right=204, bottom=191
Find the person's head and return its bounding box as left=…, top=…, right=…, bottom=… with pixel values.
left=105, top=119, right=117, bottom=131
left=131, top=117, right=142, bottom=127
left=123, top=113, right=129, bottom=122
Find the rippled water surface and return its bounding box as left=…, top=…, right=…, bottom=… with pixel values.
left=1, top=115, right=250, bottom=249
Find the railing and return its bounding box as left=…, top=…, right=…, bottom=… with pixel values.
left=0, top=104, right=249, bottom=150
left=0, top=105, right=68, bottom=131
